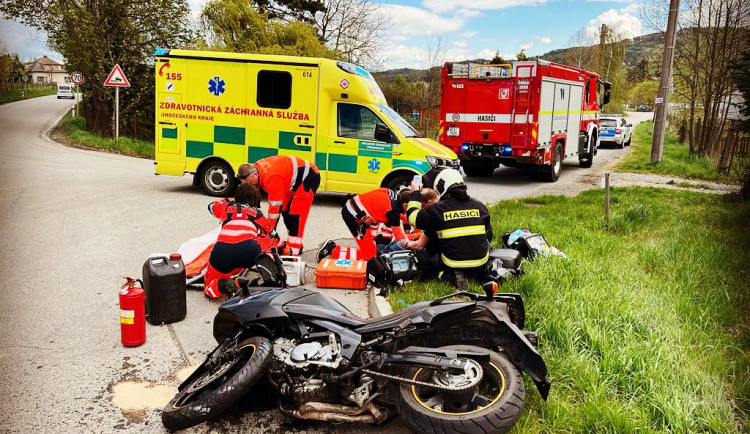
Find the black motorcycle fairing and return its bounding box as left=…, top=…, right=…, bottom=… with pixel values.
left=354, top=300, right=476, bottom=334
left=283, top=292, right=368, bottom=328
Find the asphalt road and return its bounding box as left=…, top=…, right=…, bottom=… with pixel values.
left=0, top=96, right=651, bottom=433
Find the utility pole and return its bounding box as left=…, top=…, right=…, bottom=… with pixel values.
left=651, top=0, right=680, bottom=163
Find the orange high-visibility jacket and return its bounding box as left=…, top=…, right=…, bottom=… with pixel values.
left=255, top=156, right=318, bottom=228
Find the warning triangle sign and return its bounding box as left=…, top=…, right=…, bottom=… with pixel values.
left=104, top=64, right=130, bottom=87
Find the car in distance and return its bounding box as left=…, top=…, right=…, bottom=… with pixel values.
left=56, top=84, right=75, bottom=99
left=636, top=104, right=651, bottom=112
left=599, top=115, right=632, bottom=149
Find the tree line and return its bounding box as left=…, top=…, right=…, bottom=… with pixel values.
left=0, top=0, right=388, bottom=139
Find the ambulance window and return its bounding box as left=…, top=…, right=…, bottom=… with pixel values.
left=338, top=103, right=382, bottom=140
left=257, top=70, right=292, bottom=109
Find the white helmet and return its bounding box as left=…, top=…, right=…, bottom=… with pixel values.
left=434, top=168, right=465, bottom=196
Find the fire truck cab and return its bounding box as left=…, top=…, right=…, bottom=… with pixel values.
left=439, top=60, right=611, bottom=181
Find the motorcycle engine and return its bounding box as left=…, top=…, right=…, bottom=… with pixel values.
left=272, top=336, right=342, bottom=405
left=272, top=335, right=342, bottom=370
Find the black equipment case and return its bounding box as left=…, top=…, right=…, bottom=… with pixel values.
left=142, top=255, right=187, bottom=325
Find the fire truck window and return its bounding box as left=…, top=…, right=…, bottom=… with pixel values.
left=257, top=70, right=292, bottom=109
left=585, top=82, right=590, bottom=103
left=338, top=103, right=382, bottom=140
left=596, top=81, right=604, bottom=106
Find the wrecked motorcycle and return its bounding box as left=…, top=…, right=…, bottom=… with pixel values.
left=162, top=282, right=550, bottom=433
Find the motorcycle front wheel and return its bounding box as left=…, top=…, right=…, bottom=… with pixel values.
left=395, top=346, right=525, bottom=434
left=162, top=336, right=272, bottom=431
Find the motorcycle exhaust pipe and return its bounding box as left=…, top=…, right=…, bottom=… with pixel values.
left=281, top=401, right=390, bottom=424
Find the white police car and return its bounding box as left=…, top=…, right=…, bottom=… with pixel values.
left=600, top=115, right=632, bottom=149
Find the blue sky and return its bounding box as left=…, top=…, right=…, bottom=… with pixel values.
left=1, top=0, right=644, bottom=70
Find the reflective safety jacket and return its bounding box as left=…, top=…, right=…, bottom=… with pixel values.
left=209, top=199, right=278, bottom=250
left=406, top=188, right=492, bottom=268
left=255, top=155, right=319, bottom=228
left=346, top=188, right=406, bottom=240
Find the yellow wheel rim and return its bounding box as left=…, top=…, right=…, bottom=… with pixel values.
left=410, top=361, right=506, bottom=416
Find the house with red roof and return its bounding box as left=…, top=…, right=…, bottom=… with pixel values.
left=25, top=56, right=69, bottom=85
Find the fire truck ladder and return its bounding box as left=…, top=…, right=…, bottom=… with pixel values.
left=511, top=64, right=534, bottom=149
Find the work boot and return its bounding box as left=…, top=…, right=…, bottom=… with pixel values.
left=316, top=239, right=336, bottom=262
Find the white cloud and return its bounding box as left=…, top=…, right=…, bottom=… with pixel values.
left=0, top=18, right=60, bottom=63
left=453, top=41, right=469, bottom=48
left=538, top=36, right=552, bottom=44
left=380, top=5, right=470, bottom=39
left=380, top=42, right=506, bottom=69
left=520, top=42, right=533, bottom=50
left=459, top=31, right=479, bottom=38
left=586, top=8, right=643, bottom=40
left=422, top=0, right=546, bottom=14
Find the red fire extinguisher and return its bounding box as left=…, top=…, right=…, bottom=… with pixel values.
left=120, top=277, right=146, bottom=347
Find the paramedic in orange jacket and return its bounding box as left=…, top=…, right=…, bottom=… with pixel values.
left=237, top=156, right=320, bottom=255
left=340, top=188, right=411, bottom=259
left=205, top=184, right=278, bottom=299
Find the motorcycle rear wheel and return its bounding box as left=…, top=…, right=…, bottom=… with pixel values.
left=162, top=336, right=272, bottom=431
left=395, top=346, right=525, bottom=434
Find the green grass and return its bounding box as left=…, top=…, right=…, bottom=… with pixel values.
left=388, top=188, right=750, bottom=433
left=667, top=179, right=715, bottom=190
left=57, top=114, right=154, bottom=159
left=615, top=121, right=734, bottom=183
left=0, top=85, right=56, bottom=105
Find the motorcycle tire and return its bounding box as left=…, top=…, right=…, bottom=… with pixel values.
left=162, top=336, right=272, bottom=431
left=395, top=346, right=525, bottom=434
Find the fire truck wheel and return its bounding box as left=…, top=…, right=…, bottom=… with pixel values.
left=537, top=142, right=562, bottom=182
left=579, top=135, right=595, bottom=168
left=200, top=160, right=237, bottom=197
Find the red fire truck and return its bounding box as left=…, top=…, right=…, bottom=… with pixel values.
left=438, top=60, right=611, bottom=181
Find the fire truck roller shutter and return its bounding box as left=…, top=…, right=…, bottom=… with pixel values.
left=565, top=84, right=584, bottom=158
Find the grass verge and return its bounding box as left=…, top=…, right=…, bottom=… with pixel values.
left=55, top=114, right=154, bottom=159
left=614, top=121, right=734, bottom=183
left=0, top=85, right=56, bottom=105
left=388, top=188, right=749, bottom=433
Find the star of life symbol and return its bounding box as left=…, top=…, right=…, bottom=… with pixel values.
left=335, top=259, right=352, bottom=266
left=367, top=158, right=380, bottom=172
left=208, top=76, right=225, bottom=96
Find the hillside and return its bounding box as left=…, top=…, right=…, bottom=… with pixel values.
left=376, top=32, right=665, bottom=81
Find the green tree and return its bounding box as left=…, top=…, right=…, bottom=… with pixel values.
left=201, top=0, right=338, bottom=58
left=1, top=0, right=193, bottom=138
left=516, top=49, right=528, bottom=61
left=629, top=79, right=659, bottom=106
left=491, top=51, right=503, bottom=63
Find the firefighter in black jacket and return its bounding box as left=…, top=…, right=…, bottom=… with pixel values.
left=404, top=168, right=492, bottom=289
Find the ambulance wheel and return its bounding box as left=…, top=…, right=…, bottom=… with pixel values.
left=385, top=174, right=414, bottom=192
left=200, top=161, right=237, bottom=197
left=537, top=142, right=562, bottom=182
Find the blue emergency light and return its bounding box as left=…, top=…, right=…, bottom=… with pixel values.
left=154, top=48, right=170, bottom=56
left=502, top=145, right=512, bottom=155
left=461, top=144, right=469, bottom=151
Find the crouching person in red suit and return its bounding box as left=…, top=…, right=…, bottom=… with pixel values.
left=204, top=184, right=278, bottom=299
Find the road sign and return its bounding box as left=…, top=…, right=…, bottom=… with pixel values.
left=654, top=97, right=664, bottom=104
left=70, top=71, right=84, bottom=85
left=104, top=64, right=130, bottom=87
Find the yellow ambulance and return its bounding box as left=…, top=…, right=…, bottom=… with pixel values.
left=153, top=48, right=458, bottom=196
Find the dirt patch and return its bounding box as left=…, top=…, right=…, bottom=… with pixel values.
left=111, top=381, right=176, bottom=411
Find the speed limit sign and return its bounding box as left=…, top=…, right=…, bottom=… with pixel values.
left=70, top=71, right=84, bottom=85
